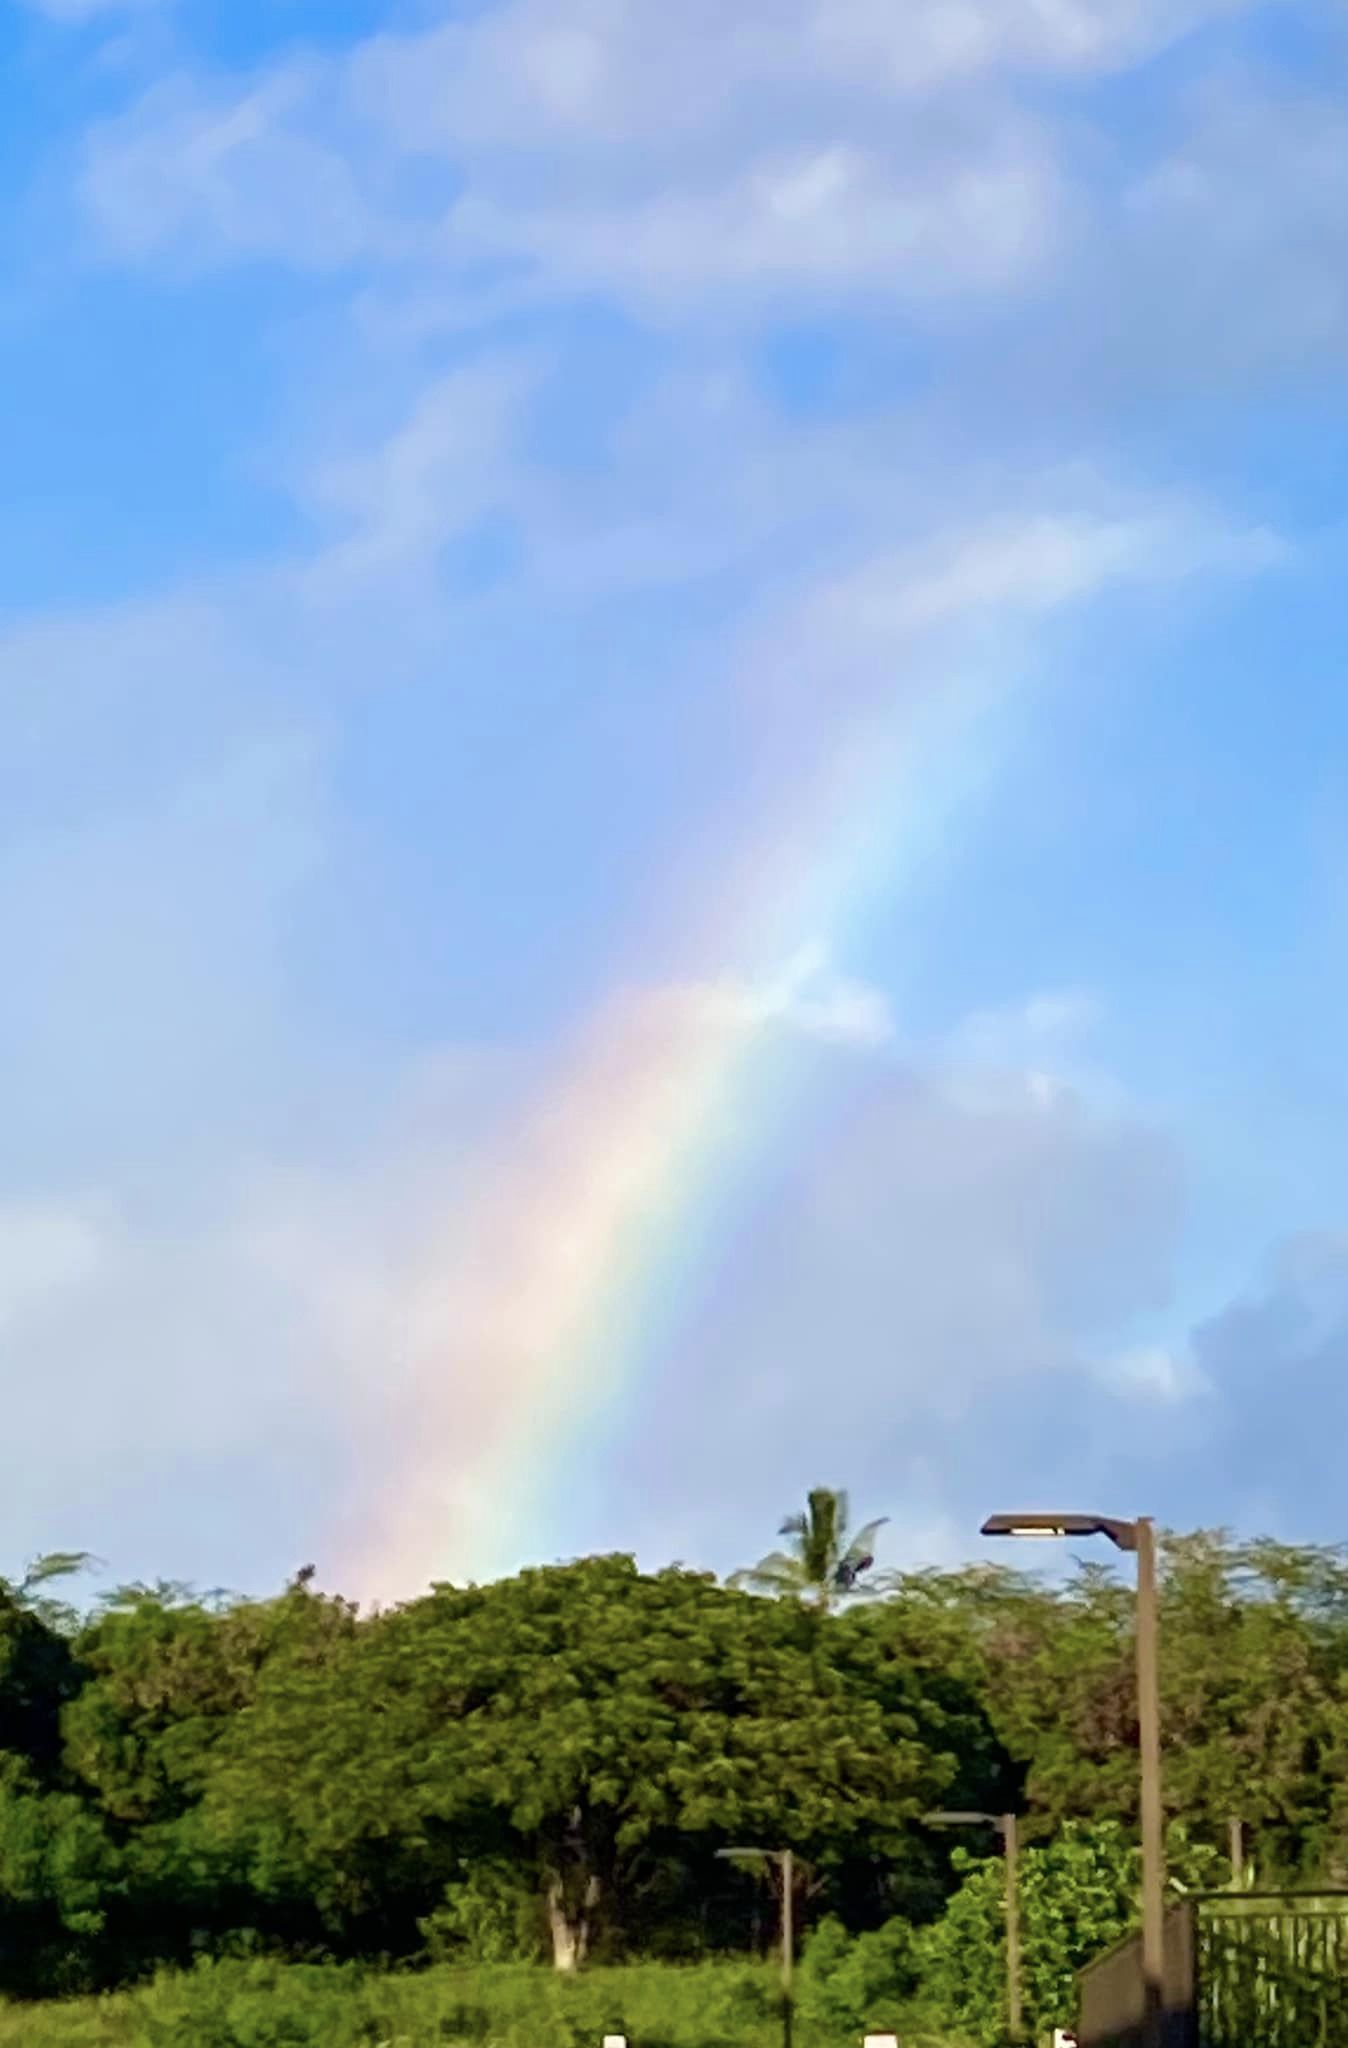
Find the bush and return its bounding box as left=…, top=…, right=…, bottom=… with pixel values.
left=418, top=1861, right=541, bottom=1964
left=798, top=1913, right=919, bottom=2033
left=0, top=1957, right=802, bottom=2048
left=917, top=1820, right=1226, bottom=2046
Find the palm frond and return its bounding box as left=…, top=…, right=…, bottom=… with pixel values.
left=729, top=1551, right=807, bottom=1596
left=841, top=1518, right=890, bottom=1567
left=19, top=1551, right=99, bottom=1594
left=736, top=1489, right=887, bottom=1609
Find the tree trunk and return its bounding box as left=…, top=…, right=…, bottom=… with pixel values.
left=547, top=1873, right=600, bottom=1971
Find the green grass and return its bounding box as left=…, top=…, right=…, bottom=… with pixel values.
left=0, top=1958, right=965, bottom=2047
left=0, top=1957, right=892, bottom=2048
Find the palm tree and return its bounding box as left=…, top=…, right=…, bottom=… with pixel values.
left=730, top=1488, right=888, bottom=1610
left=7, top=1552, right=99, bottom=1634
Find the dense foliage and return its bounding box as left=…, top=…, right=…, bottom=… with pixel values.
left=2, top=1525, right=1347, bottom=2034
left=0, top=1955, right=950, bottom=2048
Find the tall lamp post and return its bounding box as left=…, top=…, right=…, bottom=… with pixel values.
left=926, top=1810, right=1022, bottom=2039
left=718, top=1847, right=795, bottom=2047
left=981, top=1513, right=1163, bottom=2048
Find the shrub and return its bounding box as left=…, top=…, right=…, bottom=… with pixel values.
left=798, top=1913, right=919, bottom=2033
left=418, top=1861, right=541, bottom=1964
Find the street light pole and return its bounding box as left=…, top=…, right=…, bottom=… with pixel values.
left=981, top=1513, right=1165, bottom=2048
left=1228, top=1818, right=1245, bottom=1888
left=1003, top=1812, right=1021, bottom=2042
left=1135, top=1518, right=1164, bottom=2048
left=926, top=1811, right=1022, bottom=2039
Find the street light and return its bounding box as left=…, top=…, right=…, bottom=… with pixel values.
left=926, top=1810, right=1022, bottom=2039
left=982, top=1512, right=1163, bottom=2048
left=717, top=1847, right=795, bottom=2048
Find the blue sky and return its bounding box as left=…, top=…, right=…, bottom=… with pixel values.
left=3, top=0, right=1348, bottom=1603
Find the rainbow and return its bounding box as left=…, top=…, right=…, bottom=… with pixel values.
left=345, top=507, right=1252, bottom=1604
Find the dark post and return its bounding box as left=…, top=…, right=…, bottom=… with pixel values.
left=979, top=1513, right=1165, bottom=2048
left=1004, top=1812, right=1022, bottom=2040
left=716, top=1846, right=796, bottom=2048
left=1228, top=1817, right=1244, bottom=1887
left=1136, top=1517, right=1164, bottom=2048
left=780, top=1847, right=794, bottom=2048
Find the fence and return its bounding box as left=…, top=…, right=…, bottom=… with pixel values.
left=1077, top=1899, right=1196, bottom=2048
left=1079, top=1893, right=1348, bottom=2048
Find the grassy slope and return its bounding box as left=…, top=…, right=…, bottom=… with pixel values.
left=0, top=1959, right=842, bottom=2047
left=0, top=1960, right=961, bottom=2046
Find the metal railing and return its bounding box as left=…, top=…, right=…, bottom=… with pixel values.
left=1079, top=1893, right=1348, bottom=2048
left=1197, top=1893, right=1348, bottom=2048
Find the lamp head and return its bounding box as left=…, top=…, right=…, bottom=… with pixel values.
left=981, top=1512, right=1138, bottom=1552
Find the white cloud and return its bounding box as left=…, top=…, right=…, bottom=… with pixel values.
left=348, top=0, right=1253, bottom=153
left=0, top=1205, right=109, bottom=1331
left=84, top=70, right=397, bottom=273
left=445, top=130, right=1062, bottom=310
left=78, top=0, right=1073, bottom=309
left=677, top=944, right=895, bottom=1051
left=1120, top=82, right=1348, bottom=376
left=947, top=990, right=1099, bottom=1066
left=799, top=505, right=1286, bottom=646
left=1097, top=1342, right=1211, bottom=1404
left=271, top=333, right=1286, bottom=626
left=732, top=492, right=1285, bottom=774
left=0, top=737, right=324, bottom=1160
left=937, top=990, right=1106, bottom=1115
left=801, top=0, right=1252, bottom=88
left=960, top=75, right=1348, bottom=416
left=298, top=354, right=537, bottom=585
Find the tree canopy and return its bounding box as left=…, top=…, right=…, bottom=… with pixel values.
left=0, top=1524, right=1344, bottom=2010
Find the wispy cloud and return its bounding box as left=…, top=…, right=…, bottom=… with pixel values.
left=0, top=1205, right=109, bottom=1332
left=77, top=1, right=1069, bottom=308
left=299, top=355, right=537, bottom=586
left=1097, top=1343, right=1211, bottom=1405
left=346, top=0, right=1252, bottom=156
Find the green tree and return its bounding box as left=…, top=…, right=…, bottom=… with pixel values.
left=957, top=1532, right=1348, bottom=1882
left=203, top=1555, right=956, bottom=1971
left=59, top=1576, right=357, bottom=1973
left=0, top=1567, right=116, bottom=1997
left=2, top=1519, right=1346, bottom=2002
left=730, top=1488, right=888, bottom=1610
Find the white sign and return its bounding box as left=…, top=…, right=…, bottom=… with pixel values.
left=864, top=2036, right=900, bottom=2048
left=602, top=2037, right=628, bottom=2048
